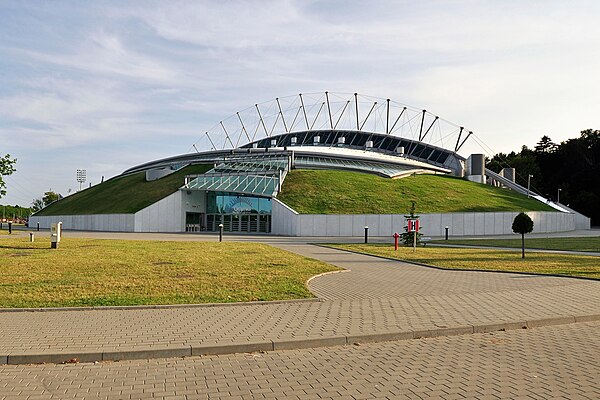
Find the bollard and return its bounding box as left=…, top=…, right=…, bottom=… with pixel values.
left=364, top=226, right=369, bottom=244
left=218, top=223, right=224, bottom=242
left=445, top=226, right=449, bottom=240
left=30, top=233, right=35, bottom=242
left=393, top=232, right=400, bottom=251
left=8, top=222, right=11, bottom=234
left=37, top=222, right=40, bottom=231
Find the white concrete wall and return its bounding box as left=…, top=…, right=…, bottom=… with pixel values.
left=28, top=214, right=135, bottom=231
left=271, top=198, right=299, bottom=235
left=134, top=191, right=183, bottom=232
left=30, top=195, right=587, bottom=236
left=574, top=213, right=591, bottom=230
left=272, top=209, right=579, bottom=237
left=29, top=191, right=185, bottom=233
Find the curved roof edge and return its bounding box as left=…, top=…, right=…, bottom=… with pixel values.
left=124, top=130, right=464, bottom=176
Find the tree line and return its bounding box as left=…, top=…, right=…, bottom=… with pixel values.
left=486, top=129, right=599, bottom=226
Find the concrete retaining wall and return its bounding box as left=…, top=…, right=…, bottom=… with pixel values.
left=28, top=214, right=135, bottom=232
left=271, top=198, right=299, bottom=235
left=29, top=196, right=584, bottom=237
left=134, top=191, right=182, bottom=232
left=271, top=207, right=578, bottom=237
left=29, top=192, right=184, bottom=233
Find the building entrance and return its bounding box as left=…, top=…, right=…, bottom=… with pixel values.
left=205, top=192, right=272, bottom=234
left=185, top=212, right=204, bottom=232
left=206, top=214, right=271, bottom=233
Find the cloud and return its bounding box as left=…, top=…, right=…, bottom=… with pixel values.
left=1, top=0, right=600, bottom=205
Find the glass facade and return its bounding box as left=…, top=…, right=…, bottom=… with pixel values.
left=205, top=192, right=272, bottom=233
left=207, top=192, right=271, bottom=215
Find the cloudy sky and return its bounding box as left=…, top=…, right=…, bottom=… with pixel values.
left=1, top=0, right=599, bottom=206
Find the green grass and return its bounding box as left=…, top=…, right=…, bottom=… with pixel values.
left=430, top=237, right=600, bottom=252
left=35, top=164, right=212, bottom=216
left=326, top=243, right=600, bottom=279
left=0, top=237, right=339, bottom=308
left=277, top=170, right=555, bottom=214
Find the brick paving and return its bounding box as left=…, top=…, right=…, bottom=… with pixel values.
left=0, top=321, right=598, bottom=399
left=1, top=241, right=600, bottom=365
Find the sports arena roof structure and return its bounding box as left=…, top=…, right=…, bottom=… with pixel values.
left=124, top=92, right=474, bottom=178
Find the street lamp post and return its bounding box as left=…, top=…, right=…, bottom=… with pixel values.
left=527, top=174, right=533, bottom=198
left=557, top=188, right=562, bottom=204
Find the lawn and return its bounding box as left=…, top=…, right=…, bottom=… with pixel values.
left=326, top=243, right=600, bottom=279
left=430, top=237, right=600, bottom=252
left=0, top=237, right=338, bottom=308
left=277, top=170, right=554, bottom=214
left=35, top=164, right=212, bottom=216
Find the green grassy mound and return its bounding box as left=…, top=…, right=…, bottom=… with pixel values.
left=276, top=170, right=555, bottom=214
left=35, top=164, right=212, bottom=216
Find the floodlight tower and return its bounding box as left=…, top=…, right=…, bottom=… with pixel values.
left=76, top=169, right=87, bottom=191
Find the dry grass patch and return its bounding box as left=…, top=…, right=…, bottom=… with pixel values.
left=0, top=237, right=338, bottom=308
left=327, top=244, right=600, bottom=279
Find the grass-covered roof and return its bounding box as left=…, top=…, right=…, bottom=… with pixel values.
left=35, top=164, right=212, bottom=216
left=276, top=170, right=555, bottom=214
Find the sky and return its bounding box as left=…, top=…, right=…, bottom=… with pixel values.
left=1, top=0, right=599, bottom=207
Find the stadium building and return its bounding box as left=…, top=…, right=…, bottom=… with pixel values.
left=30, top=93, right=591, bottom=236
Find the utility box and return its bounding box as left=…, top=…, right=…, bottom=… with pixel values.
left=50, top=222, right=62, bottom=249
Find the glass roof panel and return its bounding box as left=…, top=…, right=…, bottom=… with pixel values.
left=294, top=155, right=421, bottom=177
left=187, top=174, right=280, bottom=196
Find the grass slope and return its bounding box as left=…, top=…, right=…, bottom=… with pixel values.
left=431, top=237, right=600, bottom=252
left=277, top=170, right=555, bottom=214
left=0, top=237, right=338, bottom=308
left=327, top=243, right=600, bottom=279
left=36, top=164, right=212, bottom=216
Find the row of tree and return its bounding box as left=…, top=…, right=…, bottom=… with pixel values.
left=0, top=204, right=32, bottom=220
left=486, top=129, right=599, bottom=226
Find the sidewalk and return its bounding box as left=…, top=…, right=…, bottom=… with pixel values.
left=1, top=242, right=599, bottom=365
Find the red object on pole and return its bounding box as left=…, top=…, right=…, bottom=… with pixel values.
left=393, top=232, right=400, bottom=251
left=407, top=219, right=420, bottom=232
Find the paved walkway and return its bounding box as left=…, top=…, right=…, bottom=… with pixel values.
left=1, top=321, right=598, bottom=399
left=1, top=237, right=599, bottom=365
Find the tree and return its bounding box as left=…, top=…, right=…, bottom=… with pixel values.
left=31, top=198, right=45, bottom=212
left=401, top=201, right=423, bottom=246
left=486, top=130, right=600, bottom=225
left=534, top=135, right=557, bottom=153
left=512, top=212, right=534, bottom=259
left=0, top=154, right=17, bottom=199
left=42, top=191, right=61, bottom=206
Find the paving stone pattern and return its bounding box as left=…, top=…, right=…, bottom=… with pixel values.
left=0, top=321, right=598, bottom=399
left=1, top=243, right=600, bottom=362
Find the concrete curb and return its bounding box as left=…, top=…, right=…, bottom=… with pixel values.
left=3, top=313, right=599, bottom=366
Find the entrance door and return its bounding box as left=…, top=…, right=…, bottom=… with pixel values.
left=185, top=212, right=203, bottom=232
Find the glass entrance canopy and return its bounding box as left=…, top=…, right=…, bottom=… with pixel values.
left=186, top=154, right=289, bottom=197
left=187, top=174, right=280, bottom=196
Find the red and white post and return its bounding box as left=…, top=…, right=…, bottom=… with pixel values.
left=407, top=219, right=420, bottom=252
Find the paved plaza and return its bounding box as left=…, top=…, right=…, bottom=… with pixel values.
left=0, top=231, right=599, bottom=398
left=0, top=321, right=599, bottom=399
left=1, top=234, right=599, bottom=365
